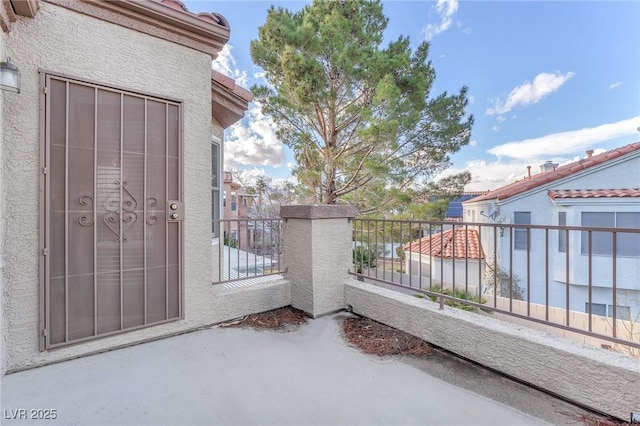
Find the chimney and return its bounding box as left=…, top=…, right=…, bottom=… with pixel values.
left=540, top=160, right=559, bottom=172
left=586, top=149, right=594, bottom=158
left=527, top=165, right=531, bottom=178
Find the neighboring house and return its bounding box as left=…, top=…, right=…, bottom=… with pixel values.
left=403, top=228, right=485, bottom=290
left=463, top=143, right=640, bottom=319
left=221, top=171, right=258, bottom=250
left=1, top=0, right=252, bottom=373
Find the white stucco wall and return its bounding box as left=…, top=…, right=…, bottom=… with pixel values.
left=345, top=279, right=640, bottom=420
left=2, top=3, right=290, bottom=373
left=405, top=254, right=483, bottom=291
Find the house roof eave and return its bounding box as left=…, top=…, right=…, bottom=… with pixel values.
left=42, top=0, right=230, bottom=58
left=211, top=71, right=252, bottom=129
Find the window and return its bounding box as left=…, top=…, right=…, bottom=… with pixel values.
left=607, top=305, right=631, bottom=320
left=581, top=212, right=640, bottom=256
left=585, top=303, right=632, bottom=319
left=617, top=213, right=640, bottom=257
left=212, top=140, right=220, bottom=237
left=585, top=303, right=607, bottom=317
left=514, top=212, right=530, bottom=250
left=231, top=192, right=237, bottom=212
left=558, top=212, right=567, bottom=253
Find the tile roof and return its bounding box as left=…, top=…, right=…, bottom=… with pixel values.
left=403, top=228, right=484, bottom=260
left=548, top=189, right=640, bottom=200
left=155, top=0, right=229, bottom=27
left=465, top=141, right=640, bottom=203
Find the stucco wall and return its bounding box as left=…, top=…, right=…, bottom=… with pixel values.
left=345, top=279, right=640, bottom=420
left=281, top=205, right=357, bottom=317
left=0, top=29, right=6, bottom=374
left=1, top=3, right=290, bottom=373
left=406, top=254, right=483, bottom=289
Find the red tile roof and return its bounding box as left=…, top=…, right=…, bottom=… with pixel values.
left=403, top=228, right=484, bottom=260
left=156, top=0, right=229, bottom=27
left=548, top=189, right=640, bottom=200
left=465, top=141, right=640, bottom=203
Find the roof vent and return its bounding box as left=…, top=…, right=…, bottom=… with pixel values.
left=586, top=149, right=594, bottom=158
left=540, top=160, right=558, bottom=172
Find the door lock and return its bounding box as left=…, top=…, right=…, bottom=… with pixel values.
left=167, top=200, right=183, bottom=221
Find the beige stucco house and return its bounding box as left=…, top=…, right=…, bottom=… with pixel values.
left=0, top=0, right=294, bottom=375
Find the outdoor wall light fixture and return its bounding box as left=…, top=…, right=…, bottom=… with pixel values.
left=0, top=58, right=21, bottom=93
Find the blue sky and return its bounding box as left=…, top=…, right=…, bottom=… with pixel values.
left=185, top=0, right=640, bottom=191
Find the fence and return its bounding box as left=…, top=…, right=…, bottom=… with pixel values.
left=212, top=218, right=285, bottom=284
left=351, top=218, right=640, bottom=354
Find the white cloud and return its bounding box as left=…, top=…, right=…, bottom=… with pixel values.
left=211, top=44, right=248, bottom=87
left=469, top=139, right=478, bottom=147
left=496, top=115, right=506, bottom=123
left=211, top=44, right=285, bottom=171
left=423, top=0, right=458, bottom=41
left=439, top=118, right=639, bottom=192
left=467, top=95, right=475, bottom=105
left=487, top=116, right=640, bottom=160
left=608, top=81, right=622, bottom=89
left=233, top=168, right=269, bottom=187
left=486, top=71, right=575, bottom=115
left=492, top=125, right=501, bottom=132
left=224, top=102, right=285, bottom=170
left=435, top=160, right=531, bottom=191
left=234, top=168, right=296, bottom=191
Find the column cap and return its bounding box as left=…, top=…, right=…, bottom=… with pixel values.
left=280, top=204, right=358, bottom=220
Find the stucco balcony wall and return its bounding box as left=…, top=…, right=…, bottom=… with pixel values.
left=345, top=279, right=640, bottom=420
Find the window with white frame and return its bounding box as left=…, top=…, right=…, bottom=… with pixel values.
left=514, top=212, right=530, bottom=250
left=581, top=212, right=640, bottom=257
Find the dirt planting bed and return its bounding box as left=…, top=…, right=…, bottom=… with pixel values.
left=223, top=306, right=308, bottom=331
left=342, top=316, right=432, bottom=356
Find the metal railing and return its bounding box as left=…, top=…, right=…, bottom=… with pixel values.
left=212, top=218, right=285, bottom=284
left=351, top=218, right=640, bottom=353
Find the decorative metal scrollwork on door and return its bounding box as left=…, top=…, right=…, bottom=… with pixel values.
left=103, top=180, right=137, bottom=241
left=78, top=180, right=145, bottom=242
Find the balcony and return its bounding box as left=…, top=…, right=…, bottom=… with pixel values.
left=1, top=311, right=603, bottom=425
left=3, top=206, right=639, bottom=423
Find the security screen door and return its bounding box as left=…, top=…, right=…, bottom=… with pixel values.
left=41, top=74, right=183, bottom=349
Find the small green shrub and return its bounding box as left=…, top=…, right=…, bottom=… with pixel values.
left=223, top=236, right=238, bottom=248
left=353, top=246, right=377, bottom=272
left=427, top=285, right=486, bottom=311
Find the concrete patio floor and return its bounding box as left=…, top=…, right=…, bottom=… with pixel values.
left=1, top=312, right=591, bottom=425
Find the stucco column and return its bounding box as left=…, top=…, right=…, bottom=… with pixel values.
left=281, top=205, right=358, bottom=318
